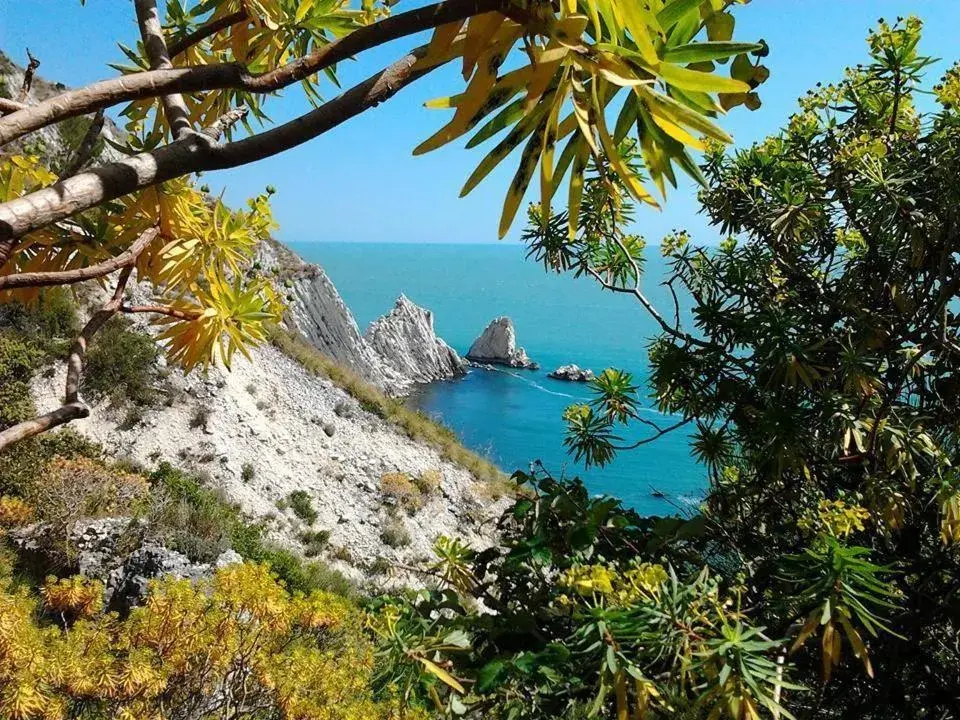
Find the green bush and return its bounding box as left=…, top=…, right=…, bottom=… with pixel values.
left=299, top=529, right=330, bottom=557
left=287, top=490, right=318, bottom=524
left=240, top=462, right=255, bottom=483
left=147, top=463, right=352, bottom=596
left=0, top=429, right=102, bottom=497
left=0, top=289, right=78, bottom=360
left=83, top=317, right=158, bottom=405
left=0, top=334, right=41, bottom=429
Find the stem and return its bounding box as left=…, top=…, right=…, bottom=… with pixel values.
left=135, top=0, right=194, bottom=140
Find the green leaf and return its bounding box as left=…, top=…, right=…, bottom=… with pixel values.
left=659, top=63, right=752, bottom=94
left=664, top=41, right=763, bottom=64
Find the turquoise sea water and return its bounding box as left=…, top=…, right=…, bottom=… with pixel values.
left=292, top=241, right=703, bottom=515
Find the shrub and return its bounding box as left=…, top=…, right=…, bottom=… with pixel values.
left=241, top=462, right=255, bottom=483
left=82, top=316, right=158, bottom=405
left=299, top=529, right=330, bottom=557
left=0, top=560, right=384, bottom=719
left=380, top=472, right=423, bottom=514
left=380, top=516, right=411, bottom=548
left=0, top=333, right=41, bottom=429
left=0, top=289, right=79, bottom=360
left=413, top=468, right=442, bottom=496
left=0, top=429, right=102, bottom=497
left=189, top=403, right=212, bottom=430
left=288, top=490, right=318, bottom=524
left=148, top=463, right=352, bottom=595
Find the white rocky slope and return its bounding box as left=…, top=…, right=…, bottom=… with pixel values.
left=365, top=295, right=466, bottom=384
left=31, top=341, right=509, bottom=584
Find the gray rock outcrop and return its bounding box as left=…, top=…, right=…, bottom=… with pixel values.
left=548, top=364, right=595, bottom=382
left=258, top=240, right=413, bottom=394
left=466, top=317, right=538, bottom=369
left=365, top=295, right=466, bottom=384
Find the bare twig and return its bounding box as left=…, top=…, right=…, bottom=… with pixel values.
left=203, top=106, right=248, bottom=140
left=57, top=109, right=106, bottom=180
left=121, top=304, right=202, bottom=321
left=168, top=9, right=248, bottom=58
left=135, top=0, right=194, bottom=139
left=16, top=48, right=40, bottom=103
left=612, top=416, right=693, bottom=450
left=0, top=226, right=158, bottom=290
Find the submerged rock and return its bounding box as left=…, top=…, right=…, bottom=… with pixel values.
left=548, top=364, right=595, bottom=382
left=365, top=295, right=466, bottom=384
left=466, top=317, right=539, bottom=370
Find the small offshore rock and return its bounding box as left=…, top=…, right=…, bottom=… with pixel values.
left=466, top=317, right=538, bottom=370
left=548, top=364, right=595, bottom=382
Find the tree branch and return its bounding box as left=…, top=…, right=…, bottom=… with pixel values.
left=16, top=48, right=40, bottom=103
left=203, top=106, right=248, bottom=140
left=0, top=0, right=509, bottom=147
left=58, top=109, right=106, bottom=180
left=168, top=9, right=248, bottom=58
left=121, top=304, right=201, bottom=321
left=0, top=227, right=158, bottom=291
left=0, top=266, right=134, bottom=452
left=0, top=98, right=27, bottom=115
left=135, top=0, right=194, bottom=140
left=0, top=45, right=438, bottom=248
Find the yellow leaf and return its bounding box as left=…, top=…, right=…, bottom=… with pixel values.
left=418, top=658, right=465, bottom=694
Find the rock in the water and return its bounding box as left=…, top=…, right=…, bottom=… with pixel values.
left=466, top=317, right=538, bottom=370
left=548, top=364, right=595, bottom=382
left=364, top=295, right=466, bottom=383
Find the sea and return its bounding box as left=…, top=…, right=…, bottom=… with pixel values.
left=291, top=241, right=704, bottom=516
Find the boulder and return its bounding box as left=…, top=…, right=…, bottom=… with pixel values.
left=466, top=317, right=539, bottom=370
left=548, top=364, right=595, bottom=382
left=364, top=295, right=467, bottom=383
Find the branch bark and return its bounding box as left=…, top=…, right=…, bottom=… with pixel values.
left=135, top=0, right=194, bottom=139
left=0, top=0, right=508, bottom=147
left=16, top=49, right=40, bottom=103
left=121, top=304, right=201, bottom=320
left=0, top=227, right=158, bottom=291
left=0, top=45, right=436, bottom=247
left=0, top=98, right=27, bottom=115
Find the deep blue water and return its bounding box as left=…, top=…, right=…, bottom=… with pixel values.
left=291, top=241, right=704, bottom=515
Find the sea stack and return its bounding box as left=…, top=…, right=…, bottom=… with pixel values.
left=548, top=364, right=595, bottom=382
left=466, top=317, right=539, bottom=370
left=365, top=295, right=467, bottom=384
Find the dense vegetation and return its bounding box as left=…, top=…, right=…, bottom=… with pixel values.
left=4, top=0, right=960, bottom=719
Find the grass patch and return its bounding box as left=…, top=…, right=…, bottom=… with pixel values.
left=270, top=328, right=506, bottom=486
left=380, top=472, right=424, bottom=515
left=380, top=516, right=411, bottom=548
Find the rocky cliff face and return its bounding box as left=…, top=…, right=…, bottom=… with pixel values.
left=365, top=295, right=466, bottom=384
left=259, top=241, right=466, bottom=394
left=466, top=317, right=539, bottom=369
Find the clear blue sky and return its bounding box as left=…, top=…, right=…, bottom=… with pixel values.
left=2, top=1, right=959, bottom=244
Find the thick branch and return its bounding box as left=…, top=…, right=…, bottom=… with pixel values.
left=16, top=49, right=40, bottom=103
left=0, top=403, right=90, bottom=450
left=135, top=0, right=193, bottom=139
left=0, top=0, right=507, bottom=147
left=0, top=227, right=158, bottom=291
left=203, top=106, right=248, bottom=140
left=58, top=109, right=106, bottom=180
left=168, top=10, right=248, bottom=58
left=0, top=98, right=27, bottom=115
left=0, top=46, right=436, bottom=245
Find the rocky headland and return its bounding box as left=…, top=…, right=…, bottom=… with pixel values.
left=466, top=316, right=539, bottom=370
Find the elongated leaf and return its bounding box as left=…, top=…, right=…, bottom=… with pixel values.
left=467, top=97, right=525, bottom=148
left=659, top=63, right=752, bottom=94
left=418, top=657, right=466, bottom=694
left=656, top=0, right=702, bottom=30
left=461, top=102, right=550, bottom=196
left=664, top=41, right=762, bottom=64
left=499, top=124, right=545, bottom=237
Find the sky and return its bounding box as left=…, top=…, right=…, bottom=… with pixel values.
left=2, top=0, right=960, bottom=244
